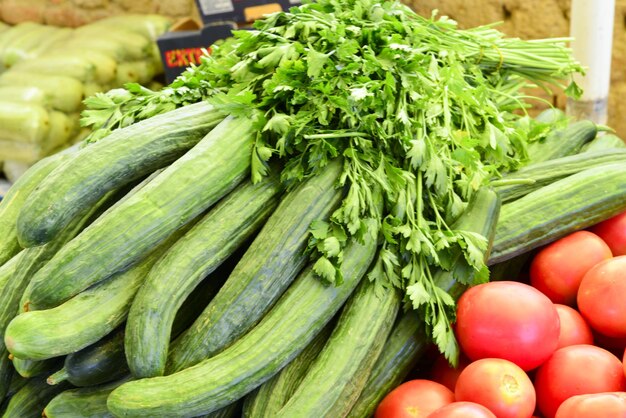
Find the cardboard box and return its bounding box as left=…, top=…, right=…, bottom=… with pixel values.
left=156, top=0, right=301, bottom=83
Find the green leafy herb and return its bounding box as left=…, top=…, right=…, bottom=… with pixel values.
left=80, top=0, right=583, bottom=363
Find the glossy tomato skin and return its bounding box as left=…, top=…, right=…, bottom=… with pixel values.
left=554, top=304, right=593, bottom=349
left=456, top=281, right=560, bottom=371
left=534, top=344, right=626, bottom=418
left=530, top=231, right=612, bottom=305
left=426, top=401, right=496, bottom=418
left=455, top=358, right=536, bottom=418
left=590, top=210, right=626, bottom=256
left=578, top=256, right=626, bottom=338
left=375, top=379, right=454, bottom=418
left=429, top=353, right=471, bottom=392
left=554, top=392, right=626, bottom=418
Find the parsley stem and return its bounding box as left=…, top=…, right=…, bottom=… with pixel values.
left=304, top=132, right=370, bottom=139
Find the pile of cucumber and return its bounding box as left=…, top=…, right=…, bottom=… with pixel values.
left=0, top=102, right=625, bottom=417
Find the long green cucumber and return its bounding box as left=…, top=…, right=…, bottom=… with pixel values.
left=0, top=152, right=71, bottom=265
left=107, top=221, right=379, bottom=417
left=17, top=101, right=224, bottom=247
left=493, top=149, right=626, bottom=203
left=277, top=277, right=400, bottom=418
left=526, top=120, right=597, bottom=163
left=0, top=193, right=110, bottom=395
left=1, top=373, right=71, bottom=418
left=43, top=377, right=130, bottom=418
left=243, top=321, right=333, bottom=417
left=581, top=133, right=626, bottom=153
left=347, top=311, right=428, bottom=418
left=5, top=214, right=199, bottom=361
left=490, top=163, right=626, bottom=264
left=53, top=263, right=233, bottom=387
left=126, top=174, right=282, bottom=378
left=166, top=160, right=343, bottom=373
left=18, top=169, right=164, bottom=313
left=25, top=115, right=253, bottom=310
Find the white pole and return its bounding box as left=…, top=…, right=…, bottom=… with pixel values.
left=566, top=0, right=615, bottom=124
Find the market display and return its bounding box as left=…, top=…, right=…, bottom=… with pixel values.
left=0, top=15, right=170, bottom=169
left=1, top=0, right=626, bottom=417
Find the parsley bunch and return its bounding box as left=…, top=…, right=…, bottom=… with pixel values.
left=82, top=0, right=582, bottom=362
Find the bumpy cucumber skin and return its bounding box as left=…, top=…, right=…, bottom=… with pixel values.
left=166, top=160, right=343, bottom=374
left=526, top=120, right=597, bottom=163
left=0, top=152, right=70, bottom=264
left=243, top=322, right=333, bottom=417
left=43, top=377, right=130, bottom=418
left=491, top=163, right=626, bottom=264
left=64, top=265, right=230, bottom=387
left=126, top=175, right=282, bottom=378
left=107, top=222, right=379, bottom=418
left=25, top=115, right=253, bottom=311
left=5, top=214, right=199, bottom=361
left=17, top=101, right=224, bottom=247
left=494, top=149, right=626, bottom=203
left=347, top=311, right=428, bottom=418
left=276, top=277, right=400, bottom=418
left=2, top=373, right=71, bottom=418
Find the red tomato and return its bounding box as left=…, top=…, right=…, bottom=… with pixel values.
left=554, top=304, right=593, bottom=349
left=427, top=401, right=496, bottom=418
left=375, top=379, right=454, bottom=418
left=456, top=281, right=560, bottom=371
left=534, top=344, right=626, bottom=418
left=590, top=210, right=626, bottom=256
left=555, top=392, right=626, bottom=418
left=429, top=353, right=471, bottom=392
left=455, top=358, right=536, bottom=418
left=578, top=256, right=626, bottom=337
left=530, top=231, right=612, bottom=305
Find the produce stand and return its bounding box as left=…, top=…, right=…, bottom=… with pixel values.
left=1, top=1, right=626, bottom=417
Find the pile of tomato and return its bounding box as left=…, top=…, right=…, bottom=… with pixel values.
left=375, top=211, right=626, bottom=418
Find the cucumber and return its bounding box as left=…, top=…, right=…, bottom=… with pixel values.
left=166, top=160, right=343, bottom=373
left=5, top=372, right=27, bottom=399
left=107, top=220, right=380, bottom=417
left=25, top=115, right=252, bottom=310
left=39, top=50, right=117, bottom=85
left=0, top=150, right=71, bottom=265
left=17, top=101, right=224, bottom=248
left=86, top=15, right=171, bottom=40
left=25, top=117, right=254, bottom=309
left=5, top=214, right=199, bottom=360
left=1, top=25, right=60, bottom=67
left=55, top=263, right=233, bottom=387
left=1, top=191, right=111, bottom=393
left=127, top=174, right=282, bottom=378
left=276, top=278, right=400, bottom=418
left=50, top=330, right=127, bottom=388
left=347, top=311, right=428, bottom=418
left=493, top=149, right=626, bottom=203
left=581, top=133, right=626, bottom=153
left=526, top=120, right=597, bottom=163
left=1, top=374, right=71, bottom=418
left=11, top=56, right=97, bottom=83
left=43, top=377, right=130, bottom=418
left=243, top=322, right=333, bottom=417
left=490, top=163, right=626, bottom=264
